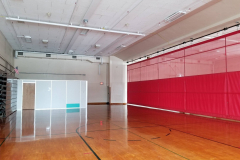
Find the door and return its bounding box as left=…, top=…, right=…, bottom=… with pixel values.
left=22, top=83, right=35, bottom=109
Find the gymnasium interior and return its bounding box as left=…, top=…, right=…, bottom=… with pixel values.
left=1, top=0, right=240, bottom=159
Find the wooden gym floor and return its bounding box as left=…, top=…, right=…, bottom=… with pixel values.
left=1, top=105, right=240, bottom=159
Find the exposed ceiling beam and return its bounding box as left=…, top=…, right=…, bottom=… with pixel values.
left=64, top=0, right=102, bottom=54
left=58, top=0, right=80, bottom=53
left=5, top=17, right=145, bottom=36
left=86, top=0, right=143, bottom=56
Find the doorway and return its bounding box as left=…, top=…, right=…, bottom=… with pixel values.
left=22, top=83, right=35, bottom=110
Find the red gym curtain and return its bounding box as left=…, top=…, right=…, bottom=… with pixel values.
left=127, top=30, right=240, bottom=121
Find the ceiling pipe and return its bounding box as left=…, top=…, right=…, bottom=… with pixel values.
left=5, top=17, right=145, bottom=36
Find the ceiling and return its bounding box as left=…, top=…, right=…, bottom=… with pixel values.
left=116, top=0, right=240, bottom=61
left=0, top=0, right=213, bottom=57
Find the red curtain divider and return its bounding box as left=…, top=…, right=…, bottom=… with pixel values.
left=127, top=30, right=240, bottom=121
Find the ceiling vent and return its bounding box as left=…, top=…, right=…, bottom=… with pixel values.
left=72, top=56, right=77, bottom=59
left=18, top=52, right=23, bottom=55
left=165, top=11, right=186, bottom=22
left=46, top=54, right=51, bottom=57
left=116, top=44, right=126, bottom=50
left=17, top=21, right=25, bottom=23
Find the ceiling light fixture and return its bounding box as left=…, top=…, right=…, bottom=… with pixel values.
left=24, top=36, right=32, bottom=43
left=95, top=44, right=101, bottom=48
left=42, top=40, right=48, bottom=44
left=68, top=50, right=74, bottom=54
left=17, top=35, right=32, bottom=42
left=47, top=12, right=51, bottom=17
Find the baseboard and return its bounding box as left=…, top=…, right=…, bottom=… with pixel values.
left=88, top=102, right=108, bottom=105
left=87, top=103, right=127, bottom=105
left=128, top=104, right=240, bottom=123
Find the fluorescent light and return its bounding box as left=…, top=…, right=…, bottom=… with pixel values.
left=42, top=40, right=48, bottom=44
left=24, top=36, right=32, bottom=43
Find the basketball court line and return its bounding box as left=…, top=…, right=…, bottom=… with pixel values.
left=75, top=123, right=188, bottom=160
left=1, top=117, right=240, bottom=151
left=79, top=119, right=240, bottom=150
left=0, top=125, right=16, bottom=147
left=126, top=119, right=240, bottom=150
left=111, top=123, right=189, bottom=160
left=76, top=126, right=101, bottom=160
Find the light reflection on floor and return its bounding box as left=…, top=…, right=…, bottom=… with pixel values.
left=1, top=105, right=240, bottom=159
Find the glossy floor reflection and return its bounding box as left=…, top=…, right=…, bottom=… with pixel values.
left=1, top=105, right=240, bottom=159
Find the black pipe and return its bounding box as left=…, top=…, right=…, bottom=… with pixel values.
left=127, top=23, right=240, bottom=63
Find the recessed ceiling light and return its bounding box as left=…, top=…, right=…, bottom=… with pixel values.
left=42, top=40, right=48, bottom=44
left=95, top=44, right=101, bottom=48
left=47, top=12, right=51, bottom=17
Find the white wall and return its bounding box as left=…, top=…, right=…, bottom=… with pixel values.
left=14, top=53, right=109, bottom=103
left=17, top=80, right=87, bottom=110
left=109, top=56, right=127, bottom=103
left=0, top=31, right=14, bottom=71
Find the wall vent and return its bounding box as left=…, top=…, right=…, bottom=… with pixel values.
left=165, top=11, right=186, bottom=22
left=96, top=57, right=101, bottom=60
left=46, top=54, right=51, bottom=57
left=72, top=56, right=77, bottom=59
left=17, top=21, right=25, bottom=23
left=18, top=52, right=23, bottom=55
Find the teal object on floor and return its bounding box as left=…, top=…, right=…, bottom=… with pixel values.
left=66, top=103, right=80, bottom=108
